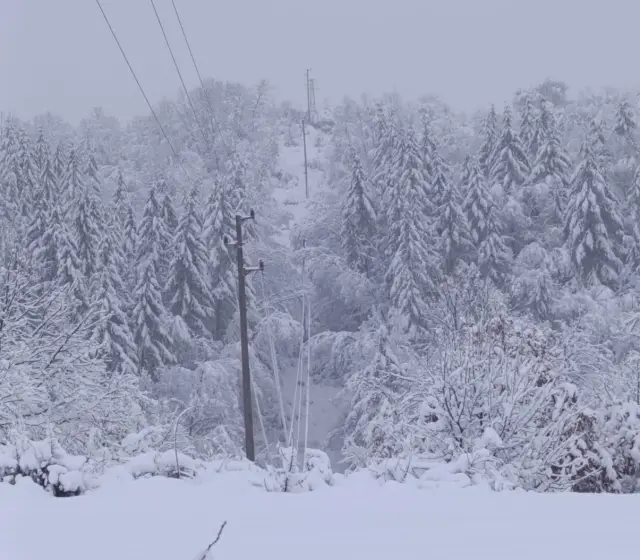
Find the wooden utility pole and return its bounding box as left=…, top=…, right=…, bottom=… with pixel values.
left=301, top=120, right=309, bottom=199
left=224, top=210, right=264, bottom=462
left=235, top=214, right=255, bottom=462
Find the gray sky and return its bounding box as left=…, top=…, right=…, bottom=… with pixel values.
left=2, top=0, right=640, bottom=124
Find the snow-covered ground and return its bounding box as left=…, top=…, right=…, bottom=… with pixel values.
left=1, top=470, right=637, bottom=560
left=272, top=124, right=326, bottom=248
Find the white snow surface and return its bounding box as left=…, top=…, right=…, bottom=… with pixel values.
left=273, top=125, right=326, bottom=248
left=1, top=469, right=637, bottom=559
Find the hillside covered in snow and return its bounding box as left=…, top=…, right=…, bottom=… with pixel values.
left=3, top=76, right=640, bottom=498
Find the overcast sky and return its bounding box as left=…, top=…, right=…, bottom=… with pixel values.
left=2, top=0, right=640, bottom=124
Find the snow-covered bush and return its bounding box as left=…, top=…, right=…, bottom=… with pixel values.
left=263, top=445, right=334, bottom=492
left=0, top=435, right=90, bottom=496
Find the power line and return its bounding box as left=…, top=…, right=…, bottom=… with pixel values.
left=94, top=0, right=196, bottom=187
left=149, top=0, right=210, bottom=148
left=171, top=0, right=230, bottom=155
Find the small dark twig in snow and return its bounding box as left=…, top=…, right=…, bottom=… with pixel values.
left=195, top=521, right=228, bottom=560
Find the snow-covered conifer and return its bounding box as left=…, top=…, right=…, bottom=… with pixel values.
left=528, top=114, right=572, bottom=224
left=614, top=99, right=637, bottom=144
left=93, top=227, right=138, bottom=376
left=133, top=186, right=174, bottom=380
left=438, top=174, right=474, bottom=274
left=464, top=160, right=512, bottom=284
left=385, top=128, right=440, bottom=335
left=564, top=142, right=625, bottom=287
left=519, top=96, right=537, bottom=159
left=165, top=186, right=216, bottom=337
left=202, top=182, right=237, bottom=340
left=489, top=106, right=530, bottom=196
left=341, top=149, right=377, bottom=276
left=478, top=105, right=499, bottom=178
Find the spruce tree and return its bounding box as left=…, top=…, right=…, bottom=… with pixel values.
left=588, top=118, right=613, bottom=170
left=159, top=192, right=179, bottom=290
left=464, top=160, right=512, bottom=284
left=133, top=255, right=175, bottom=381
left=133, top=186, right=174, bottom=380
left=626, top=166, right=640, bottom=271
left=18, top=130, right=37, bottom=217
left=489, top=106, right=530, bottom=196
left=75, top=186, right=102, bottom=279
left=564, top=142, right=625, bottom=288
left=165, top=186, right=216, bottom=337
left=33, top=128, right=50, bottom=178
left=614, top=100, right=637, bottom=144
left=372, top=111, right=402, bottom=206
left=93, top=226, right=138, bottom=376
left=57, top=215, right=87, bottom=319
left=112, top=170, right=129, bottom=229
left=119, top=203, right=138, bottom=296
left=341, top=149, right=377, bottom=277
left=385, top=128, right=440, bottom=336
left=519, top=96, right=537, bottom=159
left=528, top=115, right=572, bottom=224
left=52, top=142, right=67, bottom=206
left=478, top=105, right=500, bottom=178
left=528, top=102, right=554, bottom=160
left=202, top=182, right=237, bottom=340
left=438, top=173, right=474, bottom=275
left=419, top=113, right=438, bottom=182
left=64, top=147, right=84, bottom=205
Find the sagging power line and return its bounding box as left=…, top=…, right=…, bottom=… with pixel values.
left=171, top=0, right=231, bottom=156
left=149, top=0, right=210, bottom=148
left=94, top=0, right=197, bottom=188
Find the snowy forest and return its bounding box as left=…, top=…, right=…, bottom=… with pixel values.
left=3, top=76, right=640, bottom=495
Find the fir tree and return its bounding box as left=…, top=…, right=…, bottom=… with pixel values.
left=112, top=170, right=130, bottom=236
left=202, top=182, right=237, bottom=340
left=626, top=166, right=640, bottom=271
left=158, top=192, right=178, bottom=295
left=133, top=255, right=175, bottom=381
left=74, top=186, right=102, bottom=279
left=430, top=139, right=451, bottom=209
left=478, top=105, right=500, bottom=178
left=372, top=111, right=402, bottom=206
left=526, top=101, right=560, bottom=159
left=489, top=106, right=530, bottom=196
left=464, top=160, right=512, bottom=284
left=33, top=128, right=50, bottom=178
left=564, top=142, right=625, bottom=288
left=93, top=226, right=138, bottom=376
left=438, top=174, right=474, bottom=275
left=57, top=215, right=87, bottom=319
left=614, top=100, right=637, bottom=143
left=385, top=128, right=440, bottom=336
left=519, top=96, right=537, bottom=159
left=165, top=186, right=216, bottom=337
left=419, top=113, right=438, bottom=181
left=588, top=118, right=613, bottom=170
left=64, top=147, right=84, bottom=205
left=528, top=117, right=572, bottom=224
left=133, top=186, right=174, bottom=379
left=52, top=141, right=67, bottom=206
left=17, top=130, right=37, bottom=217
left=118, top=202, right=138, bottom=297
left=341, top=149, right=377, bottom=277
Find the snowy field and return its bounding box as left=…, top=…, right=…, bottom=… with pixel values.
left=1, top=471, right=637, bottom=560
